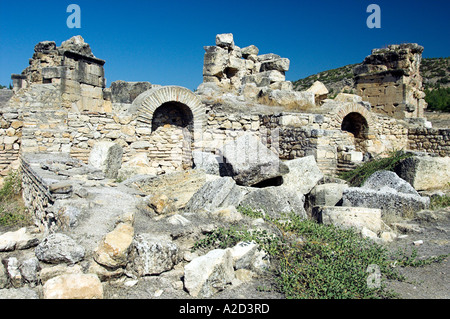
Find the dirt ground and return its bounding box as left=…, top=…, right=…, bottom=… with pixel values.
left=383, top=207, right=450, bottom=299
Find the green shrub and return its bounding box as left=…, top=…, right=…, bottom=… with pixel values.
left=193, top=207, right=450, bottom=299
left=338, top=150, right=412, bottom=187
left=430, top=194, right=450, bottom=210
left=425, top=87, right=450, bottom=112
left=0, top=170, right=32, bottom=228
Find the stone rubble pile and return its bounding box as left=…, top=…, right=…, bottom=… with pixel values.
left=2, top=133, right=443, bottom=299
left=198, top=33, right=315, bottom=109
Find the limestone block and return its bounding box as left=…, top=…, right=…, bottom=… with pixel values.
left=43, top=273, right=103, bottom=299
left=93, top=222, right=134, bottom=269
left=215, top=33, right=234, bottom=48
left=342, top=187, right=429, bottom=218
left=312, top=206, right=383, bottom=235
left=35, top=233, right=85, bottom=265
left=394, top=155, right=450, bottom=191
left=362, top=170, right=419, bottom=195
left=241, top=45, right=259, bottom=57
left=80, top=84, right=103, bottom=99
left=260, top=58, right=290, bottom=72
left=184, top=249, right=235, bottom=298
left=282, top=155, right=324, bottom=195
left=131, top=234, right=180, bottom=276
left=334, top=93, right=362, bottom=103
left=221, top=133, right=289, bottom=186
left=203, top=46, right=228, bottom=77
left=88, top=141, right=123, bottom=179
left=0, top=227, right=41, bottom=252
left=239, top=185, right=307, bottom=219
left=184, top=177, right=243, bottom=213
left=309, top=183, right=348, bottom=207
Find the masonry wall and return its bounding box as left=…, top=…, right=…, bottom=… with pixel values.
left=2, top=83, right=448, bottom=180
left=0, top=107, right=21, bottom=175
left=408, top=127, right=450, bottom=156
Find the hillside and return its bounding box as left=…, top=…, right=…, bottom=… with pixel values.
left=293, top=57, right=450, bottom=103
left=292, top=63, right=360, bottom=97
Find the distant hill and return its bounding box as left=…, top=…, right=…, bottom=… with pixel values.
left=293, top=57, right=450, bottom=111
left=420, top=57, right=450, bottom=89
left=293, top=63, right=360, bottom=97
left=293, top=57, right=450, bottom=95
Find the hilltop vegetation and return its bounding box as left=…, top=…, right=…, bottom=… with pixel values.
left=293, top=63, right=359, bottom=98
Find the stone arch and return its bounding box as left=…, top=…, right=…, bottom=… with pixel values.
left=132, top=85, right=205, bottom=133
left=332, top=102, right=375, bottom=136
left=131, top=86, right=205, bottom=172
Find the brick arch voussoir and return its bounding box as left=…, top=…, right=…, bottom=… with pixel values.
left=133, top=86, right=206, bottom=130
left=333, top=102, right=374, bottom=133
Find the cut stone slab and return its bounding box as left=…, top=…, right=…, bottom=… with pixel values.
left=282, top=156, right=324, bottom=195
left=93, top=222, right=134, bottom=269
left=192, top=151, right=224, bottom=175
left=309, top=183, right=348, bottom=207
left=312, top=206, right=384, bottom=235
left=342, top=187, right=429, bottom=218
left=395, top=155, right=450, bottom=191
left=184, top=248, right=235, bottom=298
left=215, top=33, right=234, bottom=48
left=239, top=185, right=306, bottom=219
left=88, top=141, right=123, bottom=179
left=221, top=133, right=289, bottom=186
left=184, top=177, right=243, bottom=213
left=0, top=227, right=41, bottom=252
left=43, top=273, right=103, bottom=299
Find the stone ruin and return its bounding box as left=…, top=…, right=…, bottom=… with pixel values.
left=0, top=34, right=449, bottom=299
left=354, top=43, right=427, bottom=119
left=201, top=33, right=314, bottom=109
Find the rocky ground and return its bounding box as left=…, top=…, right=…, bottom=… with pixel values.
left=1, top=195, right=448, bottom=300
left=384, top=206, right=450, bottom=299
left=1, top=138, right=449, bottom=300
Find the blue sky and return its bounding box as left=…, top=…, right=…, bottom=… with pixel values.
left=1, top=0, right=449, bottom=90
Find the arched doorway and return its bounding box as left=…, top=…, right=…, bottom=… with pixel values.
left=132, top=86, right=205, bottom=173
left=341, top=112, right=369, bottom=139
left=151, top=101, right=194, bottom=132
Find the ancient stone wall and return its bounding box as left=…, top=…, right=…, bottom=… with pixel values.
left=11, top=36, right=108, bottom=113
left=200, top=34, right=315, bottom=109
left=0, top=106, right=21, bottom=175
left=354, top=43, right=427, bottom=119
left=408, top=127, right=450, bottom=156
left=3, top=35, right=447, bottom=183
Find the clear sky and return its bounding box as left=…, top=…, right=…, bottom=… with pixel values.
left=1, top=0, right=449, bottom=91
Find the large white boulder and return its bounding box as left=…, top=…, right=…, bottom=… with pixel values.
left=282, top=155, right=324, bottom=195
left=184, top=249, right=235, bottom=298
left=221, top=133, right=289, bottom=186
left=88, top=141, right=123, bottom=179
left=395, top=155, right=450, bottom=191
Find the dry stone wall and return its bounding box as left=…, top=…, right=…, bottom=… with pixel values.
left=408, top=127, right=450, bottom=156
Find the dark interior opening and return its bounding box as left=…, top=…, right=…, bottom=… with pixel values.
left=151, top=101, right=194, bottom=132
left=341, top=112, right=369, bottom=139
left=251, top=176, right=284, bottom=188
